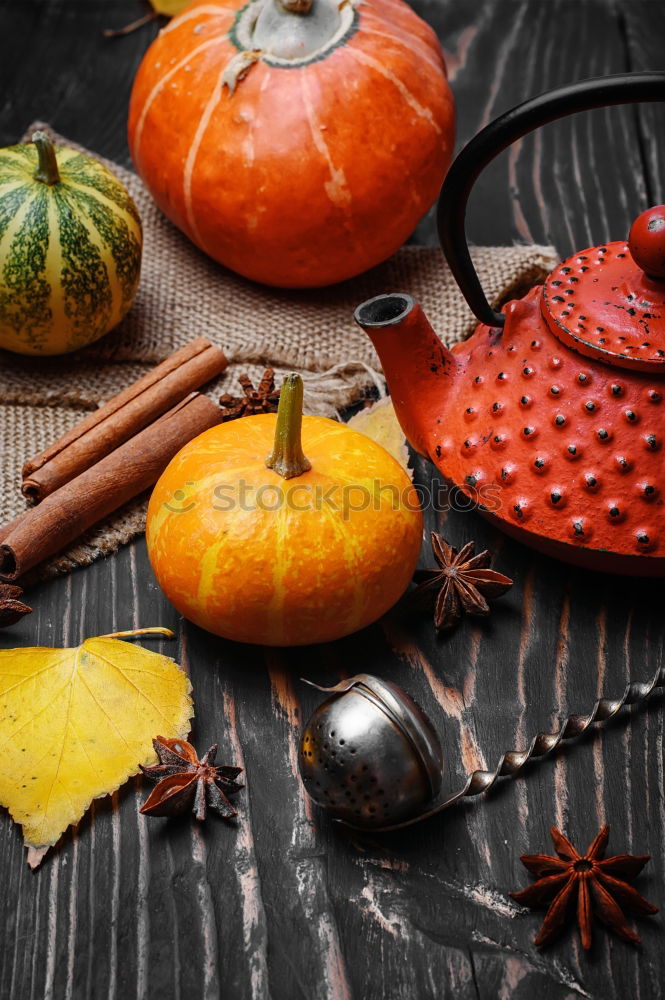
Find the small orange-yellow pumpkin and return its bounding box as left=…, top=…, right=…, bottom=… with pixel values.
left=146, top=375, right=422, bottom=645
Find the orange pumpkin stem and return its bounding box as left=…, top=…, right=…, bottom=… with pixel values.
left=265, top=373, right=312, bottom=479
left=279, top=0, right=313, bottom=13
left=32, top=131, right=60, bottom=186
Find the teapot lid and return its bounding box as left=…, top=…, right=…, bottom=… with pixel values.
left=541, top=206, right=665, bottom=372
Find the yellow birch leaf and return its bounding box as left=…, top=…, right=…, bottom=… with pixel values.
left=0, top=627, right=192, bottom=859
left=347, top=396, right=412, bottom=479
left=150, top=0, right=190, bottom=16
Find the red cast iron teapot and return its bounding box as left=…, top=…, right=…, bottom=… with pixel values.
left=355, top=73, right=665, bottom=576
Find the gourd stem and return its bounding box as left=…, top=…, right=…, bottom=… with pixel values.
left=32, top=131, right=60, bottom=186
left=266, top=373, right=312, bottom=479
left=277, top=0, right=314, bottom=14
left=248, top=0, right=343, bottom=64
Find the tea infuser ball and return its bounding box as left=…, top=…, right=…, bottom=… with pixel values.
left=299, top=668, right=665, bottom=832
left=299, top=675, right=443, bottom=828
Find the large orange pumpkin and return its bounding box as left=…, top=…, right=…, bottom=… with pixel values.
left=146, top=375, right=423, bottom=645
left=128, top=0, right=454, bottom=288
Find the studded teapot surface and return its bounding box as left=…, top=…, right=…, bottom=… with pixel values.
left=355, top=73, right=665, bottom=575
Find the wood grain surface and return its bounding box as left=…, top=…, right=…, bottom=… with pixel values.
left=1, top=2, right=665, bottom=998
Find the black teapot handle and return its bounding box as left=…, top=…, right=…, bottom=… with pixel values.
left=437, top=72, right=665, bottom=329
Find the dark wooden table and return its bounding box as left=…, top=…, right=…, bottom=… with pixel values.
left=1, top=2, right=665, bottom=998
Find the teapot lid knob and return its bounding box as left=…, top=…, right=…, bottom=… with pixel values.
left=628, top=206, right=665, bottom=280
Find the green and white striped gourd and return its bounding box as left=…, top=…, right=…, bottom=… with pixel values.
left=0, top=132, right=142, bottom=356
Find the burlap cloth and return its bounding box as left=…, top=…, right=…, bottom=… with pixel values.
left=0, top=124, right=558, bottom=580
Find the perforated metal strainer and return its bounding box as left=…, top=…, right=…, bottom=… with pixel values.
left=299, top=674, right=443, bottom=827
left=299, top=667, right=665, bottom=832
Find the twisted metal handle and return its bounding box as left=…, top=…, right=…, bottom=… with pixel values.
left=352, top=664, right=665, bottom=833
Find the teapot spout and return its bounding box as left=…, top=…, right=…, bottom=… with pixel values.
left=355, top=294, right=456, bottom=458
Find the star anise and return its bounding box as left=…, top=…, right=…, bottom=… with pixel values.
left=140, top=737, right=243, bottom=821
left=219, top=368, right=281, bottom=421
left=0, top=583, right=32, bottom=628
left=510, top=825, right=658, bottom=949
left=412, top=532, right=512, bottom=631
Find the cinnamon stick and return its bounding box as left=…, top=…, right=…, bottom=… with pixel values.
left=0, top=393, right=221, bottom=581
left=22, top=337, right=227, bottom=503
left=0, top=510, right=31, bottom=545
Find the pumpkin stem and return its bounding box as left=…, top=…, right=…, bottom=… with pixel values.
left=266, top=373, right=312, bottom=480
left=32, top=131, right=61, bottom=186
left=247, top=0, right=345, bottom=62
left=278, top=0, right=313, bottom=13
